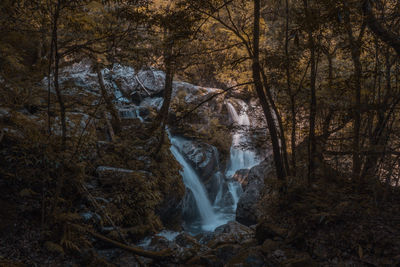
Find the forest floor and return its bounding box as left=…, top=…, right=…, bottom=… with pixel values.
left=256, top=176, right=400, bottom=266
left=1, top=172, right=400, bottom=266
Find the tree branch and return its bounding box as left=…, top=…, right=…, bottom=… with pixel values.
left=362, top=0, right=400, bottom=55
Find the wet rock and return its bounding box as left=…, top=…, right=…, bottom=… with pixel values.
left=178, top=139, right=219, bottom=183
left=175, top=233, right=203, bottom=249
left=0, top=107, right=11, bottom=121
left=135, top=69, right=166, bottom=97
left=205, top=171, right=228, bottom=204
left=110, top=64, right=136, bottom=97
left=232, top=169, right=250, bottom=190
left=207, top=221, right=254, bottom=248
left=195, top=231, right=216, bottom=245
left=181, top=190, right=199, bottom=222
left=236, top=159, right=273, bottom=226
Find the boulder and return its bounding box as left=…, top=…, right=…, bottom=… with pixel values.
left=205, top=171, right=229, bottom=204
left=207, top=221, right=254, bottom=248
left=181, top=190, right=199, bottom=222
left=232, top=169, right=250, bottom=190
left=0, top=107, right=11, bottom=122
left=236, top=159, right=273, bottom=226
left=179, top=139, right=219, bottom=183
left=135, top=69, right=166, bottom=97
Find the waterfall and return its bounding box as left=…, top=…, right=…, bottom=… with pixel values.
left=225, top=100, right=261, bottom=208
left=170, top=137, right=221, bottom=231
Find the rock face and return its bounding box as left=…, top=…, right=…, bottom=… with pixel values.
left=181, top=190, right=199, bottom=222
left=232, top=169, right=251, bottom=190
left=236, top=159, right=273, bottom=226
left=178, top=139, right=219, bottom=183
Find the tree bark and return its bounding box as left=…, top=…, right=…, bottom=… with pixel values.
left=260, top=70, right=291, bottom=176
left=303, top=0, right=317, bottom=183
left=362, top=0, right=400, bottom=56
left=285, top=0, right=297, bottom=176
left=253, top=0, right=286, bottom=181
left=52, top=0, right=67, bottom=149
left=95, top=62, right=121, bottom=135
left=153, top=39, right=174, bottom=155
left=343, top=1, right=363, bottom=183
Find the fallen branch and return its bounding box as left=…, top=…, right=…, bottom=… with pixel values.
left=88, top=230, right=173, bottom=260
left=135, top=75, right=151, bottom=96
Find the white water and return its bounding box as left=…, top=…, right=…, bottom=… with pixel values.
left=225, top=100, right=261, bottom=208
left=170, top=138, right=222, bottom=231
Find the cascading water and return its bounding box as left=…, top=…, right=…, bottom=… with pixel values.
left=224, top=100, right=261, bottom=209
left=170, top=136, right=223, bottom=232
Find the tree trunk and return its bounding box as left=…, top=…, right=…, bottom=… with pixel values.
left=52, top=0, right=67, bottom=149
left=285, top=0, right=297, bottom=176
left=253, top=0, right=286, bottom=181
left=153, top=39, right=174, bottom=155
left=362, top=0, right=400, bottom=56
left=343, top=1, right=363, bottom=183
left=303, top=0, right=317, bottom=183
left=95, top=62, right=121, bottom=135
left=260, top=70, right=291, bottom=176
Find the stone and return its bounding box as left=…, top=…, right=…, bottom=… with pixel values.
left=207, top=221, right=254, bottom=248
left=0, top=107, right=11, bottom=121
left=232, top=169, right=250, bottom=190
left=236, top=159, right=273, bottom=226
left=181, top=190, right=199, bottom=222
left=135, top=69, right=166, bottom=97
left=179, top=139, right=219, bottom=183
left=255, top=221, right=286, bottom=245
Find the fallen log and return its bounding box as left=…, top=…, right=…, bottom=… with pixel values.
left=88, top=230, right=173, bottom=260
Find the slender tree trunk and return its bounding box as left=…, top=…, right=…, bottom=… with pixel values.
left=320, top=52, right=334, bottom=147
left=47, top=26, right=54, bottom=135
left=253, top=0, right=286, bottom=181
left=343, top=2, right=362, bottom=183
left=52, top=0, right=67, bottom=149
left=285, top=0, right=297, bottom=176
left=95, top=62, right=121, bottom=135
left=303, top=0, right=317, bottom=183
left=154, top=39, right=174, bottom=155
left=361, top=50, right=393, bottom=179
left=260, top=70, right=290, bottom=176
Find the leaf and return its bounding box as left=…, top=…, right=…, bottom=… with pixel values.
left=358, top=245, right=363, bottom=259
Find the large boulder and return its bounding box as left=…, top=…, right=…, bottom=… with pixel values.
left=236, top=159, right=273, bottom=226
left=179, top=139, right=219, bottom=183
left=206, top=221, right=254, bottom=248
left=135, top=69, right=166, bottom=97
